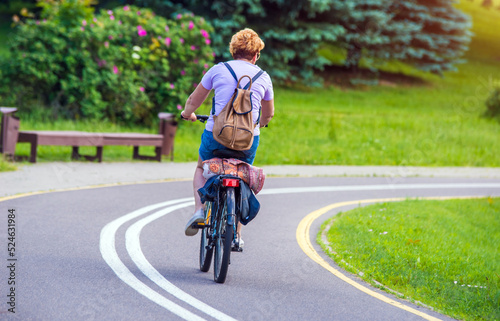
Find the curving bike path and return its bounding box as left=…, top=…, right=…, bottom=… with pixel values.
left=1, top=162, right=499, bottom=320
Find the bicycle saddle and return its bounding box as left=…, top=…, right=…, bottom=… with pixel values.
left=213, top=149, right=246, bottom=159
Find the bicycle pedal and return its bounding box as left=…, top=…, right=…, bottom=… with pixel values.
left=231, top=245, right=243, bottom=252
left=191, top=222, right=205, bottom=229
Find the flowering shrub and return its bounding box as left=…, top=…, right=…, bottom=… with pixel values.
left=1, top=2, right=214, bottom=125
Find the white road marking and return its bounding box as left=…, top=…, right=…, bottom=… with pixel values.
left=101, top=182, right=500, bottom=320
left=100, top=198, right=207, bottom=321
left=125, top=202, right=238, bottom=321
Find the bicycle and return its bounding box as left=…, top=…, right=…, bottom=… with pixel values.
left=190, top=115, right=244, bottom=283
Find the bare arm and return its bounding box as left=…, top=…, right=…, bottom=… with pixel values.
left=259, top=99, right=274, bottom=127
left=181, top=84, right=211, bottom=122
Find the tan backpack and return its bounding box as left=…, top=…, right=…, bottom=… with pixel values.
left=212, top=62, right=264, bottom=151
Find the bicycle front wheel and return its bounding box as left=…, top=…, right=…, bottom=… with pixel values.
left=214, top=187, right=235, bottom=283
left=199, top=202, right=213, bottom=272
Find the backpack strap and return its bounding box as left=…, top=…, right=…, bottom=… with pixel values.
left=243, top=70, right=264, bottom=90
left=223, top=62, right=240, bottom=87
left=224, top=62, right=264, bottom=89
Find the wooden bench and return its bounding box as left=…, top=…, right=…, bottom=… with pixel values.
left=1, top=108, right=177, bottom=163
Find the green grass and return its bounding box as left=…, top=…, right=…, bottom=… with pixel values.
left=2, top=1, right=500, bottom=168
left=0, top=155, right=17, bottom=171
left=182, top=1, right=500, bottom=167
left=318, top=197, right=500, bottom=321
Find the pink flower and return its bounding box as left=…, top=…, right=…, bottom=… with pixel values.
left=43, top=19, right=47, bottom=23
left=204, top=63, right=209, bottom=69
left=193, top=83, right=197, bottom=87
left=177, top=105, right=182, bottom=110
left=181, top=70, right=186, bottom=76
left=104, top=41, right=109, bottom=48
left=118, top=20, right=122, bottom=25
left=123, top=5, right=130, bottom=11
left=170, top=83, right=175, bottom=89
left=138, top=29, right=147, bottom=37
left=212, top=52, right=216, bottom=57
left=165, top=37, right=171, bottom=46
left=108, top=35, right=113, bottom=40
left=82, top=19, right=87, bottom=26
left=110, top=15, right=115, bottom=20
left=93, top=17, right=97, bottom=23
left=205, top=39, right=211, bottom=45
left=165, top=25, right=169, bottom=32
left=202, top=71, right=206, bottom=75
left=137, top=11, right=141, bottom=15
left=90, top=24, right=94, bottom=28
left=193, top=59, right=199, bottom=64
left=176, top=14, right=182, bottom=19
left=200, top=29, right=209, bottom=38
left=139, top=87, right=145, bottom=92
left=36, top=20, right=40, bottom=25
left=180, top=38, right=184, bottom=44
left=190, top=45, right=196, bottom=51
left=107, top=10, right=113, bottom=15
left=188, top=21, right=194, bottom=30
left=113, top=65, right=119, bottom=74
left=80, top=27, right=85, bottom=31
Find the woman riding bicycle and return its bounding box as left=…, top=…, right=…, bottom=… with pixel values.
left=181, top=28, right=274, bottom=243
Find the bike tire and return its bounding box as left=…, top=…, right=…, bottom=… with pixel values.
left=199, top=202, right=213, bottom=272
left=214, top=187, right=235, bottom=283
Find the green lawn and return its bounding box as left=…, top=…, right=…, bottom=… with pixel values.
left=318, top=197, right=500, bottom=321
left=1, top=1, right=500, bottom=168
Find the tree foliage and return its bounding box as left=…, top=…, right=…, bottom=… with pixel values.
left=135, top=0, right=345, bottom=84
left=136, top=0, right=471, bottom=78
left=327, top=0, right=472, bottom=74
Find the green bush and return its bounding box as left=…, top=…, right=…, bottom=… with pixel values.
left=0, top=1, right=214, bottom=125
left=485, top=87, right=500, bottom=120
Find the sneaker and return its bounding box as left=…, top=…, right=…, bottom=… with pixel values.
left=184, top=209, right=204, bottom=236
left=232, top=237, right=244, bottom=251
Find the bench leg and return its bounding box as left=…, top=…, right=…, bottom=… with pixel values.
left=71, top=146, right=80, bottom=160
left=72, top=146, right=103, bottom=162
left=155, top=146, right=161, bottom=162
left=96, top=146, right=103, bottom=162
left=29, top=140, right=38, bottom=163
left=132, top=146, right=162, bottom=162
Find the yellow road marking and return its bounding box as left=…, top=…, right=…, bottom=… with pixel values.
left=0, top=178, right=191, bottom=203
left=296, top=196, right=483, bottom=321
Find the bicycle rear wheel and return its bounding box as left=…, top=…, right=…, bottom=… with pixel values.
left=214, top=188, right=235, bottom=283
left=199, top=202, right=213, bottom=272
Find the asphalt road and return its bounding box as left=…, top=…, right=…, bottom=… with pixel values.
left=1, top=176, right=499, bottom=321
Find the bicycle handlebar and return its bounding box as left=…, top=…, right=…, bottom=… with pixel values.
left=197, top=115, right=209, bottom=123
left=183, top=114, right=267, bottom=127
